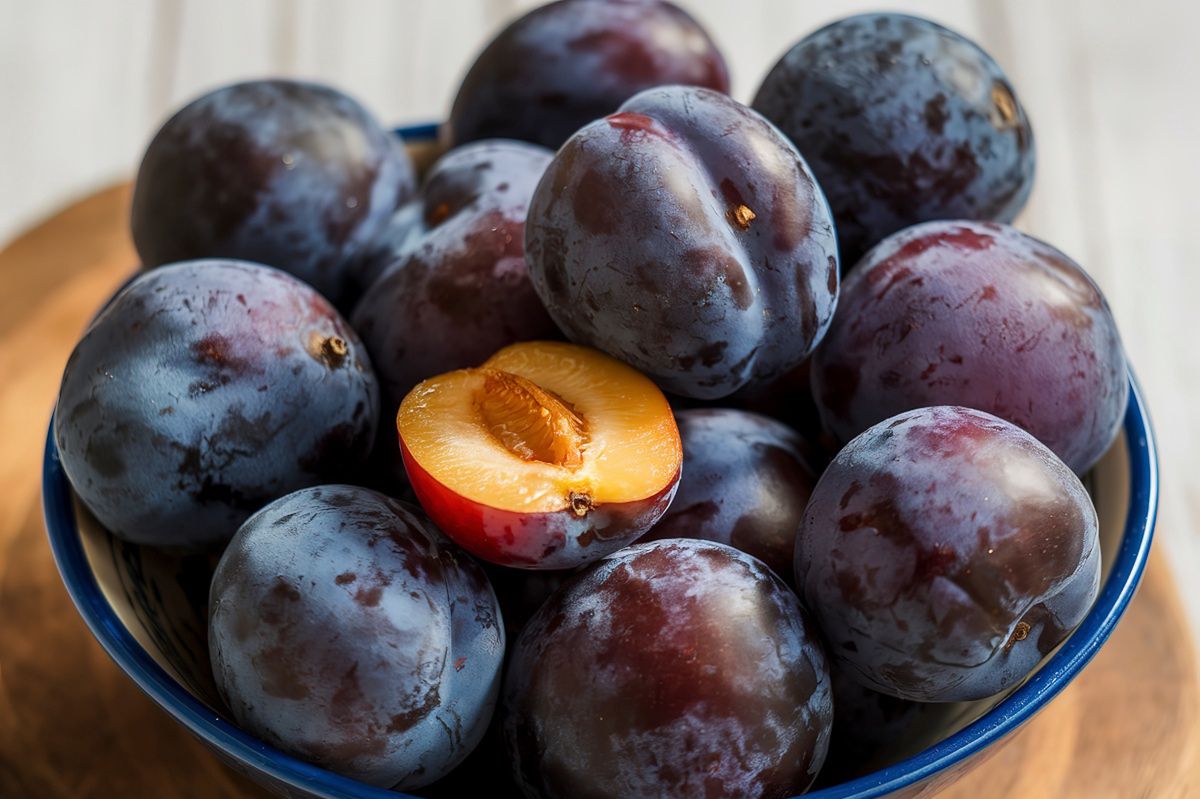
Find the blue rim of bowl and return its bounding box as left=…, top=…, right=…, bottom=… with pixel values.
left=41, top=123, right=1159, bottom=799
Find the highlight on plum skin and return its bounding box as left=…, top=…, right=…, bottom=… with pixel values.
left=208, top=485, right=504, bottom=790
left=447, top=0, right=730, bottom=150
left=397, top=341, right=682, bottom=570
left=525, top=85, right=840, bottom=401
left=796, top=405, right=1101, bottom=703
left=503, top=539, right=833, bottom=799
left=812, top=220, right=1128, bottom=474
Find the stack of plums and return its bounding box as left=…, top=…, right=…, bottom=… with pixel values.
left=53, top=2, right=1127, bottom=797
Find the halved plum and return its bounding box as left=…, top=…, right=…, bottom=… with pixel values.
left=398, top=341, right=681, bottom=569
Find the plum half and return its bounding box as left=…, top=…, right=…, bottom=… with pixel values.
left=397, top=341, right=681, bottom=569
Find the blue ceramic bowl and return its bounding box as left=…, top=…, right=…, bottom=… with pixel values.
left=43, top=124, right=1158, bottom=799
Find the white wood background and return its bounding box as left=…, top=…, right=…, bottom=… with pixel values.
left=2, top=0, right=1197, bottom=630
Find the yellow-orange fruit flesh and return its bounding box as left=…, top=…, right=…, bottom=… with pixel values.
left=398, top=341, right=681, bottom=568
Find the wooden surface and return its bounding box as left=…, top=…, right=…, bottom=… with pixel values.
left=0, top=188, right=1196, bottom=797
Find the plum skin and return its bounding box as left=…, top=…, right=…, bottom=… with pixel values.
left=504, top=539, right=832, bottom=799
left=400, top=439, right=679, bottom=570
left=796, top=406, right=1101, bottom=702
left=208, top=485, right=505, bottom=790
left=641, top=408, right=818, bottom=581
left=447, top=0, right=730, bottom=150
left=54, top=260, right=379, bottom=549
left=131, top=79, right=415, bottom=308
left=811, top=220, right=1128, bottom=474
left=525, top=85, right=840, bottom=400
left=351, top=140, right=561, bottom=407
left=752, top=13, right=1035, bottom=262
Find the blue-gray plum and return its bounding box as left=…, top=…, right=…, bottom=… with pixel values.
left=811, top=220, right=1127, bottom=473
left=752, top=13, right=1035, bottom=263
left=447, top=0, right=729, bottom=150
left=504, top=539, right=832, bottom=798
left=131, top=79, right=415, bottom=308
left=54, top=260, right=378, bottom=549
left=208, top=485, right=504, bottom=790
left=796, top=406, right=1101, bottom=702
left=641, top=409, right=818, bottom=581
left=525, top=85, right=840, bottom=400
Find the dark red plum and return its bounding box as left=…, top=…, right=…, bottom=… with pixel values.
left=504, top=539, right=832, bottom=798
left=209, top=485, right=504, bottom=789
left=54, top=260, right=379, bottom=549
left=796, top=406, right=1101, bottom=702
left=811, top=220, right=1128, bottom=473
left=752, top=13, right=1035, bottom=262
left=640, top=409, right=817, bottom=580
left=526, top=86, right=840, bottom=400
left=351, top=140, right=560, bottom=406
left=132, top=79, right=415, bottom=308
left=447, top=0, right=730, bottom=150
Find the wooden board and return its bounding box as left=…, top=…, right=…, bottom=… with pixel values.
left=0, top=185, right=1197, bottom=798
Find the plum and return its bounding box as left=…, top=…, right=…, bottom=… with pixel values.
left=504, top=539, right=832, bottom=798
left=811, top=220, right=1128, bottom=473
left=641, top=409, right=818, bottom=581
left=131, top=79, right=415, bottom=308
left=351, top=140, right=560, bottom=407
left=447, top=0, right=729, bottom=150
left=753, top=13, right=1035, bottom=262
left=54, top=260, right=378, bottom=549
left=796, top=406, right=1101, bottom=702
left=525, top=85, right=840, bottom=400
left=208, top=485, right=504, bottom=790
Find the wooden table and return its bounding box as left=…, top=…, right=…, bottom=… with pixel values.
left=0, top=186, right=1197, bottom=797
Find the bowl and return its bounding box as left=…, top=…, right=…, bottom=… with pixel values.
left=42, top=124, right=1159, bottom=799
